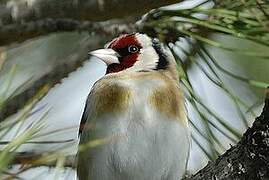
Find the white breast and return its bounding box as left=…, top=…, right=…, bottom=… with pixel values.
left=78, top=75, right=190, bottom=180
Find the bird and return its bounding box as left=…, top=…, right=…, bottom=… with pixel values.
left=77, top=33, right=190, bottom=180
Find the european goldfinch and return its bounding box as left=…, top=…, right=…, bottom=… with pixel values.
left=77, top=33, right=190, bottom=180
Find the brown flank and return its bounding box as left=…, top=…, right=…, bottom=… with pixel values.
left=92, top=83, right=131, bottom=117
left=149, top=81, right=186, bottom=124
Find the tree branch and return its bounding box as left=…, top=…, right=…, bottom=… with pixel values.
left=0, top=0, right=180, bottom=46
left=0, top=35, right=102, bottom=121
left=0, top=0, right=179, bottom=24
left=0, top=21, right=137, bottom=122
left=185, top=88, right=269, bottom=180
left=0, top=18, right=135, bottom=48
left=9, top=151, right=76, bottom=168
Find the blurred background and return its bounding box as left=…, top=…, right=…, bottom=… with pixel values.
left=0, top=0, right=268, bottom=179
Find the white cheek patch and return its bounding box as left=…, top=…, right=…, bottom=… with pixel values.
left=136, top=47, right=159, bottom=69
left=136, top=33, right=153, bottom=47
left=127, top=34, right=159, bottom=71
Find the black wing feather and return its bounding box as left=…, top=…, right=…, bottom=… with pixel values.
left=78, top=99, right=90, bottom=137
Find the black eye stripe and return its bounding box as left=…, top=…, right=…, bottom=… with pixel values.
left=115, top=47, right=130, bottom=57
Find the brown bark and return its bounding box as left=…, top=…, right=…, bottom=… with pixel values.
left=185, top=88, right=269, bottom=180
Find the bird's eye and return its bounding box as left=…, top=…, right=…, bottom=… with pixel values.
left=128, top=45, right=139, bottom=53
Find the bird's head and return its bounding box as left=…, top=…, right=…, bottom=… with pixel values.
left=90, top=33, right=176, bottom=75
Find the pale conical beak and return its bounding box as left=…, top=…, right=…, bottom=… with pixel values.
left=89, top=49, right=120, bottom=65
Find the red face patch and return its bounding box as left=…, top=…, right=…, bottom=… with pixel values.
left=108, top=34, right=140, bottom=49
left=106, top=34, right=142, bottom=74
